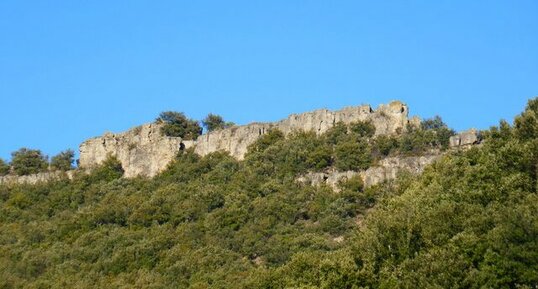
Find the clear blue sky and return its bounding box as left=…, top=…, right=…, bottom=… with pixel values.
left=0, top=1, right=537, bottom=161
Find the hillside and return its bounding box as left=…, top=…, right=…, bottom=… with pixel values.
left=0, top=98, right=537, bottom=288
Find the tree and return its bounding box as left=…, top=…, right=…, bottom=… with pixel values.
left=334, top=138, right=372, bottom=171
left=89, top=155, right=124, bottom=181
left=50, top=149, right=75, bottom=171
left=0, top=158, right=9, bottom=176
left=202, top=113, right=234, bottom=132
left=156, top=111, right=202, bottom=140
left=421, top=115, right=447, bottom=130
left=10, top=148, right=48, bottom=176
left=514, top=97, right=538, bottom=140
left=350, top=120, right=376, bottom=138
left=247, top=129, right=285, bottom=154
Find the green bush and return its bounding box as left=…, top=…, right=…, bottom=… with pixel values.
left=372, top=135, right=399, bottom=158
left=88, top=155, right=124, bottom=181
left=323, top=122, right=348, bottom=145
left=334, top=137, right=372, bottom=171
left=246, top=129, right=285, bottom=154
left=0, top=158, right=9, bottom=176
left=202, top=113, right=234, bottom=132
left=10, top=148, right=48, bottom=176
left=156, top=111, right=202, bottom=140
left=396, top=116, right=455, bottom=155
left=514, top=97, right=538, bottom=140
left=50, top=149, right=75, bottom=171
left=349, top=120, right=376, bottom=138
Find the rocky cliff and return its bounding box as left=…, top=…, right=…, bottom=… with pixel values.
left=79, top=123, right=195, bottom=178
left=77, top=101, right=418, bottom=177
left=1, top=100, right=481, bottom=184
left=297, top=155, right=440, bottom=191
left=195, top=101, right=418, bottom=159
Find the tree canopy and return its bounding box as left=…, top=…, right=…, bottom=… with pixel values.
left=9, top=148, right=48, bottom=175
left=156, top=111, right=202, bottom=140
left=50, top=149, right=75, bottom=171
left=0, top=159, right=9, bottom=176
left=202, top=113, right=234, bottom=132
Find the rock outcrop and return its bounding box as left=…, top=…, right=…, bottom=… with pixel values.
left=195, top=101, right=414, bottom=159
left=0, top=101, right=481, bottom=184
left=79, top=123, right=195, bottom=178
left=0, top=171, right=74, bottom=185
left=297, top=155, right=440, bottom=191
left=79, top=101, right=417, bottom=177
left=449, top=129, right=480, bottom=148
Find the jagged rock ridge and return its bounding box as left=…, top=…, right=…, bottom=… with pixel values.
left=0, top=100, right=478, bottom=185
left=78, top=123, right=196, bottom=178
left=78, top=101, right=418, bottom=178
left=195, top=101, right=418, bottom=159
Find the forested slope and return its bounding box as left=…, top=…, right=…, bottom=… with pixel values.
left=0, top=99, right=537, bottom=289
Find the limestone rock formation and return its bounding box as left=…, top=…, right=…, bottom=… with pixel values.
left=0, top=171, right=74, bottom=185
left=449, top=129, right=480, bottom=148
left=195, top=101, right=414, bottom=159
left=297, top=155, right=440, bottom=191
left=79, top=101, right=417, bottom=177
left=79, top=123, right=195, bottom=178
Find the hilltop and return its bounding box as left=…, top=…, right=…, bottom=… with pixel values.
left=0, top=98, right=536, bottom=288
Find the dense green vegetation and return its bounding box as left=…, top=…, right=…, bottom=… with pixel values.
left=202, top=113, right=235, bottom=132
left=50, top=150, right=75, bottom=172
left=156, top=111, right=202, bottom=140
left=0, top=149, right=75, bottom=177
left=1, top=100, right=536, bottom=288
left=9, top=148, right=48, bottom=176
left=0, top=159, right=9, bottom=176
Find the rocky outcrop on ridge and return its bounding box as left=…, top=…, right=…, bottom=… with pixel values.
left=195, top=101, right=417, bottom=159
left=297, top=155, right=440, bottom=191
left=2, top=100, right=471, bottom=184
left=449, top=129, right=480, bottom=148
left=79, top=123, right=195, bottom=178
left=0, top=171, right=75, bottom=186
left=77, top=101, right=419, bottom=178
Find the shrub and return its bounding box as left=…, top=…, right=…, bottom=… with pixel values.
left=10, top=148, right=48, bottom=176
left=247, top=129, right=285, bottom=154
left=156, top=111, right=202, bottom=140
left=202, top=113, right=234, bottom=132
left=350, top=120, right=376, bottom=138
left=420, top=115, right=446, bottom=130
left=323, top=122, right=348, bottom=145
left=0, top=158, right=9, bottom=176
left=514, top=97, right=538, bottom=140
left=89, top=155, right=124, bottom=181
left=420, top=116, right=455, bottom=149
left=372, top=135, right=399, bottom=158
left=50, top=149, right=75, bottom=171
left=334, top=138, right=372, bottom=171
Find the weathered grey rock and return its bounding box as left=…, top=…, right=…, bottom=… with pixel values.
left=79, top=101, right=418, bottom=178
left=0, top=171, right=74, bottom=185
left=297, top=155, right=440, bottom=191
left=361, top=155, right=440, bottom=187
left=449, top=129, right=479, bottom=148
left=79, top=123, right=195, bottom=178
left=195, top=101, right=415, bottom=159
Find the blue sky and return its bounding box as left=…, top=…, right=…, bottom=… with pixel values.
left=0, top=1, right=537, bottom=160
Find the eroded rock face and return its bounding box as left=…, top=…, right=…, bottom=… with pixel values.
left=79, top=123, right=195, bottom=178
left=297, top=155, right=440, bottom=191
left=78, top=101, right=418, bottom=178
left=195, top=101, right=414, bottom=159
left=450, top=129, right=479, bottom=148
left=0, top=171, right=74, bottom=185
